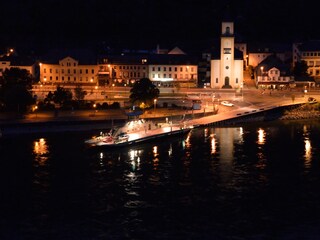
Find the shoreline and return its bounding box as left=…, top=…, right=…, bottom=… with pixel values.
left=1, top=104, right=319, bottom=136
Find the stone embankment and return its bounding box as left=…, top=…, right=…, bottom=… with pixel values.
left=279, top=103, right=320, bottom=120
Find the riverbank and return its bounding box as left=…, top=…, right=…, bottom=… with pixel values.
left=280, top=103, right=320, bottom=120
left=1, top=103, right=319, bottom=136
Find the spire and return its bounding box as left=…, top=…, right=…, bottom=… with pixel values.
left=222, top=3, right=233, bottom=22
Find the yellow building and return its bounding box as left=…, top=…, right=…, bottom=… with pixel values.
left=39, top=49, right=99, bottom=86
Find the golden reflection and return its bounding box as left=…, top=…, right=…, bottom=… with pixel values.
left=168, top=144, right=173, bottom=156
left=204, top=128, right=208, bottom=139
left=257, top=128, right=266, bottom=145
left=211, top=136, right=217, bottom=154
left=303, top=125, right=312, bottom=168
left=33, top=138, right=49, bottom=166
left=305, top=139, right=311, bottom=158
left=153, top=146, right=158, bottom=156
left=238, top=127, right=244, bottom=143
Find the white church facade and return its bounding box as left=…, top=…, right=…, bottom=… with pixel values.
left=210, top=21, right=244, bottom=89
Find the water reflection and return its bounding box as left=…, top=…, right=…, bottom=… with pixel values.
left=257, top=128, right=266, bottom=145
left=303, top=125, right=312, bottom=167
left=33, top=138, right=49, bottom=166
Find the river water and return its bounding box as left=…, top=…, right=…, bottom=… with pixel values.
left=0, top=120, right=320, bottom=239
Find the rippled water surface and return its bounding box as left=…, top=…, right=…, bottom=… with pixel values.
left=1, top=120, right=320, bottom=239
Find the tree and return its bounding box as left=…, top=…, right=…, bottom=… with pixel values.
left=0, top=67, right=35, bottom=112
left=52, top=86, right=73, bottom=107
left=293, top=60, right=309, bottom=77
left=74, top=85, right=87, bottom=102
left=129, top=78, right=160, bottom=109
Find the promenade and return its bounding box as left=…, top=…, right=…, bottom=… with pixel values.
left=0, top=93, right=308, bottom=136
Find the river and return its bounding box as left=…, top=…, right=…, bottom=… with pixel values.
left=0, top=120, right=320, bottom=239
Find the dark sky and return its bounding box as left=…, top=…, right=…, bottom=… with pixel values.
left=1, top=0, right=319, bottom=54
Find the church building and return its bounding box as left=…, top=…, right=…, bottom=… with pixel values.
left=210, top=20, right=243, bottom=89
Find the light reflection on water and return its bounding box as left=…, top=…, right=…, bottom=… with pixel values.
left=1, top=121, right=320, bottom=239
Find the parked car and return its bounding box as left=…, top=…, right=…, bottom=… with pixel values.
left=221, top=101, right=234, bottom=107
left=308, top=97, right=317, bottom=104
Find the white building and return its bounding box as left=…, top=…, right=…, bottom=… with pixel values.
left=210, top=20, right=243, bottom=89
left=255, top=55, right=294, bottom=89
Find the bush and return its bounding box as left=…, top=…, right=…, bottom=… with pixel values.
left=109, top=102, right=120, bottom=109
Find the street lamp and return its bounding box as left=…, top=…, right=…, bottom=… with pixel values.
left=93, top=103, right=97, bottom=116
left=154, top=99, right=157, bottom=111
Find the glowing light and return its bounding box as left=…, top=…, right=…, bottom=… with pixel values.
left=211, top=137, right=217, bottom=154
left=153, top=146, right=158, bottom=156
left=257, top=128, right=266, bottom=145
left=168, top=144, right=173, bottom=156
left=33, top=138, right=49, bottom=166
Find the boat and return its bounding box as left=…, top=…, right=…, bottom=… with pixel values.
left=85, top=119, right=193, bottom=147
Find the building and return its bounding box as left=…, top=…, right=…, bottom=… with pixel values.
left=0, top=55, right=36, bottom=78
left=210, top=20, right=244, bottom=89
left=247, top=43, right=292, bottom=69
left=293, top=40, right=320, bottom=85
left=98, top=54, right=149, bottom=87
left=38, top=49, right=99, bottom=86
left=148, top=53, right=198, bottom=88
left=255, top=54, right=294, bottom=89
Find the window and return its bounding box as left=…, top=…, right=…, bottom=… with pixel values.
left=50, top=69, right=52, bottom=73
left=169, top=67, right=171, bottom=71
left=164, top=74, right=167, bottom=78
left=86, top=69, right=88, bottom=74
left=91, top=69, right=94, bottom=74
left=152, top=74, right=155, bottom=78
left=56, top=76, right=58, bottom=81
left=158, top=67, right=161, bottom=71
left=216, top=78, right=218, bottom=83
left=50, top=76, right=52, bottom=81
left=44, top=68, right=46, bottom=73
left=152, top=67, right=155, bottom=71
left=62, top=69, right=64, bottom=74
left=236, top=78, right=238, bottom=83
left=164, top=67, right=166, bottom=71
left=80, top=69, right=82, bottom=74
left=62, top=77, right=64, bottom=81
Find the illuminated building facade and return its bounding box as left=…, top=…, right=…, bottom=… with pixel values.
left=255, top=54, right=294, bottom=89
left=148, top=53, right=198, bottom=88
left=98, top=55, right=148, bottom=86
left=39, top=49, right=99, bottom=86
left=210, top=20, right=244, bottom=89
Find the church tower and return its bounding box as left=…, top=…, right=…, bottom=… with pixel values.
left=220, top=21, right=234, bottom=88
left=210, top=19, right=243, bottom=89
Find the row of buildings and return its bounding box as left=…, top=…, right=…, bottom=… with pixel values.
left=1, top=20, right=320, bottom=93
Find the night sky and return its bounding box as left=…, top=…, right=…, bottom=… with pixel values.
left=1, top=0, right=319, bottom=54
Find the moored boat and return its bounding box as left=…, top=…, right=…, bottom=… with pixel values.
left=85, top=119, right=193, bottom=147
